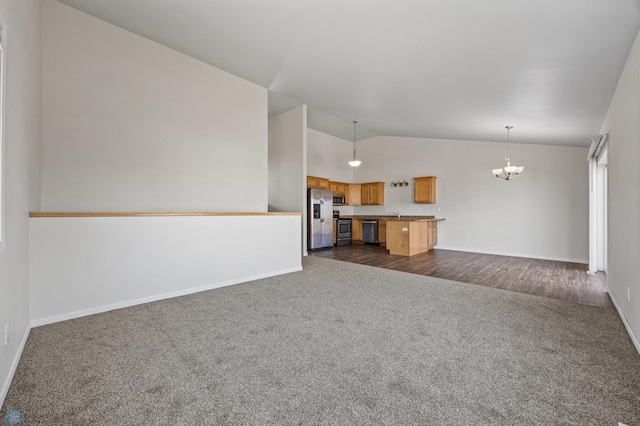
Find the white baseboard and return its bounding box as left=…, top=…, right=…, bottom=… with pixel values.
left=609, top=290, right=640, bottom=355
left=434, top=246, right=588, bottom=265
left=31, top=266, right=302, bottom=328
left=0, top=323, right=31, bottom=408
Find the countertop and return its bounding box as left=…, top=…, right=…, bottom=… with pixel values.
left=341, top=215, right=445, bottom=222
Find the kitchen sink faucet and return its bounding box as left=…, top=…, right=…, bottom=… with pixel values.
left=393, top=211, right=401, bottom=218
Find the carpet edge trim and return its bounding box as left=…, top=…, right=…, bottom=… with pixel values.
left=29, top=266, right=303, bottom=327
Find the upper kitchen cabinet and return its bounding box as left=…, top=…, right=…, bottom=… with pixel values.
left=329, top=181, right=348, bottom=195
left=361, top=182, right=385, bottom=205
left=414, top=176, right=436, bottom=204
left=349, top=184, right=362, bottom=206
left=307, top=175, right=330, bottom=190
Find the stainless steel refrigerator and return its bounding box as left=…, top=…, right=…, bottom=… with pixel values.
left=308, top=188, right=333, bottom=250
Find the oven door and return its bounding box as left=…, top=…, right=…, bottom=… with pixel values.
left=336, top=219, right=352, bottom=246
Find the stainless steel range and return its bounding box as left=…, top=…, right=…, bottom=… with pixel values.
left=336, top=217, right=353, bottom=246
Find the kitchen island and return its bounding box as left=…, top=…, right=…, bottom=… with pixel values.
left=386, top=218, right=443, bottom=256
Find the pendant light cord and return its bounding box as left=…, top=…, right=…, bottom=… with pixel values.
left=353, top=121, right=357, bottom=160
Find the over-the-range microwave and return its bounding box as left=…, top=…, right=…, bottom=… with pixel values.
left=332, top=194, right=345, bottom=206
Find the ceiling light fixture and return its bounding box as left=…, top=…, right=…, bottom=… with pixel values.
left=492, top=125, right=523, bottom=180
left=348, top=121, right=362, bottom=167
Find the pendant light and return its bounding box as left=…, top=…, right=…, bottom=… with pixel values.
left=492, top=126, right=524, bottom=180
left=348, top=121, right=362, bottom=167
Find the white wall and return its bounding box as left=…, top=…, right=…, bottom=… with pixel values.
left=268, top=105, right=307, bottom=253
left=308, top=133, right=588, bottom=263
left=0, top=0, right=40, bottom=405
left=307, top=128, right=356, bottom=216
left=268, top=105, right=307, bottom=213
left=599, top=29, right=640, bottom=351
left=40, top=1, right=268, bottom=212
left=29, top=215, right=302, bottom=325
left=307, top=128, right=355, bottom=183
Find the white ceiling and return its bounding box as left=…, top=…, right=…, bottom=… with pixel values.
left=56, top=0, right=640, bottom=146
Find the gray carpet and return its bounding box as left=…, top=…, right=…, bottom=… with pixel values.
left=3, top=256, right=640, bottom=425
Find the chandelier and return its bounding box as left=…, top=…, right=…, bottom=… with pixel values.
left=348, top=121, right=361, bottom=167
left=492, top=126, right=523, bottom=180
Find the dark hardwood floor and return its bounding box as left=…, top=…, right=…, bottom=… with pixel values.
left=310, top=244, right=613, bottom=309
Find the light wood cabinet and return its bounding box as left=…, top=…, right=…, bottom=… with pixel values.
left=361, top=182, right=385, bottom=205
left=386, top=220, right=438, bottom=256
left=352, top=218, right=362, bottom=242
left=349, top=184, right=362, bottom=206
left=307, top=176, right=330, bottom=190
left=414, top=176, right=436, bottom=204
left=308, top=177, right=384, bottom=205
left=378, top=219, right=387, bottom=246
left=329, top=181, right=347, bottom=195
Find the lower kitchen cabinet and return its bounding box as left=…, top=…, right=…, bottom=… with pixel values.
left=352, top=218, right=362, bottom=242
left=378, top=219, right=387, bottom=246
left=386, top=220, right=439, bottom=256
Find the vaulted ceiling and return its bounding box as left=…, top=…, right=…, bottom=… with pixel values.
left=57, top=0, right=640, bottom=146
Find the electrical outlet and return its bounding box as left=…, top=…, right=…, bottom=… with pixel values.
left=240, top=256, right=247, bottom=265
left=465, top=236, right=470, bottom=243
left=627, top=287, right=631, bottom=302
left=4, top=323, right=9, bottom=346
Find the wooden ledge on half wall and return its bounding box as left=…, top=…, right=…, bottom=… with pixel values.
left=29, top=211, right=303, bottom=218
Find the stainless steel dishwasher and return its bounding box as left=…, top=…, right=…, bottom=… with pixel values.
left=362, top=220, right=379, bottom=244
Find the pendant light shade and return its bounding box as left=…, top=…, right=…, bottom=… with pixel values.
left=348, top=121, right=361, bottom=167
left=492, top=126, right=523, bottom=180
